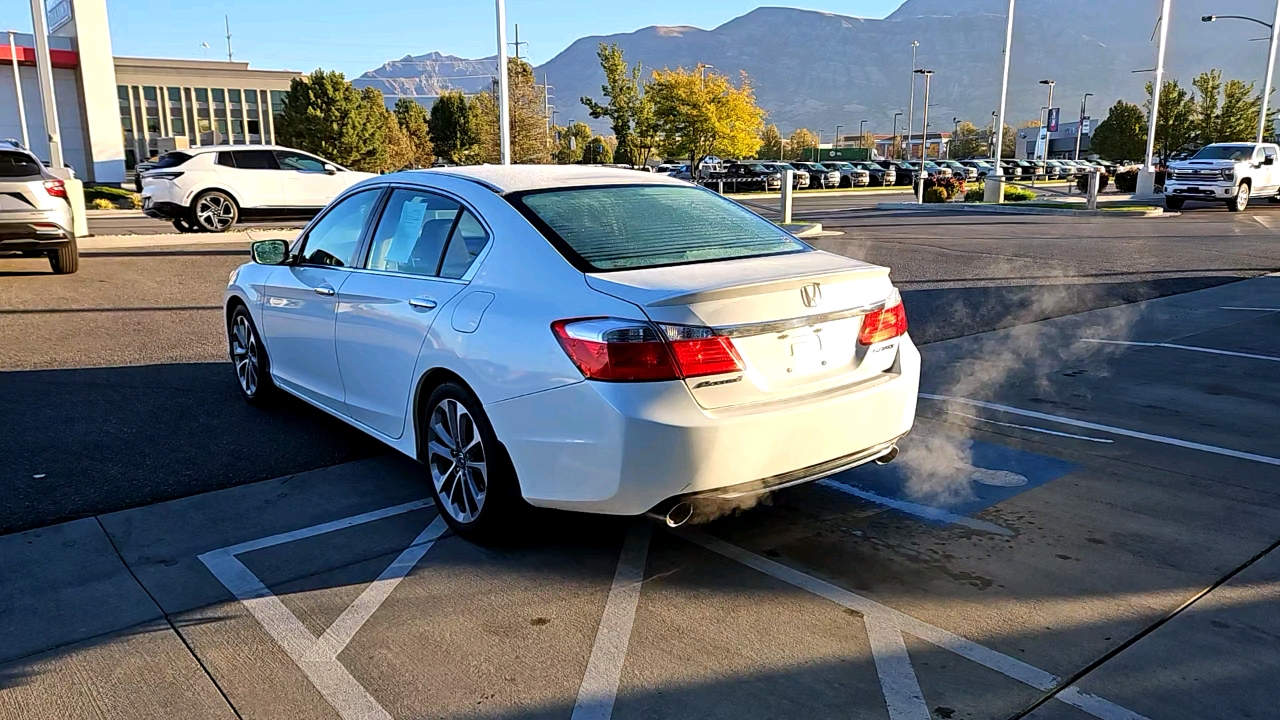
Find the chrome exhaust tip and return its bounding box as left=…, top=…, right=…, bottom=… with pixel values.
left=645, top=501, right=695, bottom=528
left=874, top=445, right=899, bottom=465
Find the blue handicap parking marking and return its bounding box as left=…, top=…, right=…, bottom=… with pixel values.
left=830, top=440, right=1078, bottom=518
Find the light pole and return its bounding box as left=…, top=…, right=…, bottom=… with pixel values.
left=950, top=117, right=959, bottom=159
left=1038, top=79, right=1055, bottom=164
left=835, top=124, right=844, bottom=150
left=906, top=40, right=919, bottom=160
left=28, top=0, right=63, bottom=168
left=7, top=30, right=30, bottom=149
left=859, top=119, right=868, bottom=150
left=989, top=111, right=998, bottom=158
left=1075, top=93, right=1093, bottom=160
left=1204, top=8, right=1280, bottom=143
left=1138, top=0, right=1172, bottom=197
left=915, top=69, right=934, bottom=203
left=892, top=112, right=903, bottom=159
left=700, top=64, right=715, bottom=85
left=495, top=0, right=511, bottom=164
left=986, top=0, right=1016, bottom=202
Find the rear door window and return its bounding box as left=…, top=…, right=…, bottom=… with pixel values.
left=509, top=184, right=809, bottom=272
left=364, top=189, right=461, bottom=276
left=0, top=150, right=43, bottom=178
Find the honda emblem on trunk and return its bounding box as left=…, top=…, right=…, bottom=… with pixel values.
left=800, top=283, right=823, bottom=308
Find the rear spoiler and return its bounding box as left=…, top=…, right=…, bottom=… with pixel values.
left=647, top=264, right=889, bottom=307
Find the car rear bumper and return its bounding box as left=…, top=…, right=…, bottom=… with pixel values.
left=0, top=219, right=73, bottom=248
left=488, top=337, right=921, bottom=515
left=142, top=200, right=188, bottom=220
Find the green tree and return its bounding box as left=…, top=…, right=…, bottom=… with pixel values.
left=1192, top=70, right=1224, bottom=145
left=786, top=128, right=818, bottom=161
left=1001, top=124, right=1016, bottom=158
left=470, top=58, right=553, bottom=164
left=647, top=65, right=766, bottom=173
left=1146, top=79, right=1195, bottom=164
left=552, top=121, right=593, bottom=163
left=757, top=124, right=783, bottom=159
left=1220, top=78, right=1265, bottom=142
left=428, top=90, right=479, bottom=164
left=275, top=69, right=385, bottom=171
left=1090, top=100, right=1147, bottom=161
left=393, top=97, right=435, bottom=167
left=949, top=121, right=986, bottom=159
left=581, top=43, right=651, bottom=165
left=582, top=135, right=614, bottom=164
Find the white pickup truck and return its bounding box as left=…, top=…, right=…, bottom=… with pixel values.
left=1164, top=142, right=1280, bottom=212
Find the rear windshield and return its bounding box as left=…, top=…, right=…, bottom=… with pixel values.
left=1191, top=145, right=1254, bottom=161
left=509, top=184, right=810, bottom=272
left=0, top=150, right=43, bottom=178
left=152, top=152, right=193, bottom=169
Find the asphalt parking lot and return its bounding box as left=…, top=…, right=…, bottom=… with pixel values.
left=3, top=208, right=1279, bottom=719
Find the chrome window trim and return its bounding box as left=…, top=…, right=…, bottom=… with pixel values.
left=712, top=298, right=890, bottom=338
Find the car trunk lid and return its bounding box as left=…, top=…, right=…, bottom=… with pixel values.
left=586, top=251, right=902, bottom=409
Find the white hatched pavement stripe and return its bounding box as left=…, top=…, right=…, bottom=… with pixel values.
left=1081, top=338, right=1280, bottom=363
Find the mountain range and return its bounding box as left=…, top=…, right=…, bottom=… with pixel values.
left=353, top=0, right=1275, bottom=135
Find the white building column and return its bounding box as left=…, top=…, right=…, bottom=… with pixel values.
left=54, top=0, right=125, bottom=182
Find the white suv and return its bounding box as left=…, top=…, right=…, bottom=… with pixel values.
left=140, top=145, right=375, bottom=232
left=0, top=140, right=78, bottom=273
left=1165, top=142, right=1280, bottom=212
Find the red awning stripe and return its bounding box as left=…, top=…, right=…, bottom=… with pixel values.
left=0, top=44, right=79, bottom=69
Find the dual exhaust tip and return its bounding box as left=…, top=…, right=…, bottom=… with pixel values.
left=644, top=444, right=900, bottom=528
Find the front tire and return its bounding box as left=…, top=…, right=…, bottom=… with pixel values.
left=48, top=237, right=79, bottom=275
left=193, top=190, right=239, bottom=232
left=1165, top=197, right=1185, bottom=211
left=228, top=305, right=274, bottom=404
left=1227, top=183, right=1250, bottom=212
left=422, top=382, right=524, bottom=541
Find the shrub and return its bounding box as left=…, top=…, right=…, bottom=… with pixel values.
left=1113, top=170, right=1138, bottom=193
left=1076, top=172, right=1111, bottom=193
left=963, top=189, right=986, bottom=202
left=1004, top=185, right=1036, bottom=202
left=128, top=193, right=143, bottom=209
left=90, top=197, right=116, bottom=210
left=925, top=175, right=966, bottom=200
left=923, top=187, right=948, bottom=203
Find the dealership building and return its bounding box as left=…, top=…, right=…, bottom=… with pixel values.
left=1, top=0, right=301, bottom=184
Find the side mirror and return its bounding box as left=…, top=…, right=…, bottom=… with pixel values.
left=1266, top=157, right=1275, bottom=166
left=323, top=163, right=338, bottom=175
left=251, top=239, right=290, bottom=265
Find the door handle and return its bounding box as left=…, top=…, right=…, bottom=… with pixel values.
left=409, top=297, right=438, bottom=310
left=314, top=285, right=336, bottom=297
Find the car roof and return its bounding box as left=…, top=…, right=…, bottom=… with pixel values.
left=183, top=145, right=297, bottom=154
left=411, top=164, right=690, bottom=193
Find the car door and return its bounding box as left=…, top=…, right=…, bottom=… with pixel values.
left=259, top=188, right=382, bottom=410
left=1260, top=146, right=1279, bottom=194
left=335, top=187, right=491, bottom=438
left=215, top=150, right=283, bottom=208
left=274, top=150, right=345, bottom=208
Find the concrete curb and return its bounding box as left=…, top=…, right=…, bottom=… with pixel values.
left=875, top=202, right=1166, bottom=218
left=85, top=209, right=146, bottom=218
left=81, top=228, right=299, bottom=250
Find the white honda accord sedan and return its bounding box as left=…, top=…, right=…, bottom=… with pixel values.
left=224, top=165, right=919, bottom=538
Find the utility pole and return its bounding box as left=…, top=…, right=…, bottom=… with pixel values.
left=29, top=0, right=63, bottom=168
left=510, top=24, right=527, bottom=60
left=986, top=0, right=1016, bottom=203
left=906, top=40, right=919, bottom=160
left=495, top=0, right=511, bottom=164
left=1075, top=93, right=1093, bottom=160
left=225, top=16, right=233, bottom=62
left=915, top=69, right=934, bottom=203
left=951, top=117, right=959, bottom=159
left=1138, top=0, right=1172, bottom=197
left=859, top=119, right=868, bottom=149
left=7, top=30, right=30, bottom=148
left=543, top=74, right=553, bottom=130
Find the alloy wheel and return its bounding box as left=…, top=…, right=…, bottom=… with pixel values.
left=196, top=194, right=236, bottom=231
left=1238, top=184, right=1250, bottom=211
left=230, top=314, right=259, bottom=396
left=427, top=398, right=488, bottom=524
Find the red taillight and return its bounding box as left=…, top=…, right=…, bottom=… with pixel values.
left=43, top=179, right=66, bottom=199
left=553, top=318, right=744, bottom=382
left=858, top=296, right=908, bottom=345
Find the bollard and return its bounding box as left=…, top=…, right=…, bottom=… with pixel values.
left=1087, top=170, right=1100, bottom=211
left=781, top=169, right=793, bottom=225
left=717, top=179, right=724, bottom=195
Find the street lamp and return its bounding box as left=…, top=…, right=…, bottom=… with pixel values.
left=700, top=64, right=716, bottom=84
left=1075, top=92, right=1093, bottom=160
left=892, top=112, right=903, bottom=159
left=986, top=0, right=1016, bottom=203
left=1203, top=8, right=1280, bottom=143
left=835, top=124, right=844, bottom=149
left=950, top=117, right=959, bottom=159
left=914, top=69, right=934, bottom=203
left=907, top=40, right=920, bottom=160
left=495, top=0, right=511, bottom=164
left=859, top=119, right=868, bottom=149
left=1038, top=79, right=1055, bottom=164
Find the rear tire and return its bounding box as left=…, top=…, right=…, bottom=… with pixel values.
left=172, top=217, right=202, bottom=233
left=192, top=190, right=239, bottom=232
left=421, top=382, right=525, bottom=542
left=1165, top=197, right=1185, bottom=211
left=48, top=237, right=79, bottom=275
left=1227, top=183, right=1250, bottom=212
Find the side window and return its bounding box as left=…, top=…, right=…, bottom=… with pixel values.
left=439, top=209, right=490, bottom=279
left=231, top=150, right=279, bottom=170
left=1264, top=147, right=1277, bottom=164
left=298, top=189, right=380, bottom=267
left=364, top=189, right=461, bottom=276
left=275, top=151, right=328, bottom=172
left=216, top=152, right=236, bottom=168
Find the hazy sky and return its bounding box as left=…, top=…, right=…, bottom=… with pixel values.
left=1, top=1, right=909, bottom=78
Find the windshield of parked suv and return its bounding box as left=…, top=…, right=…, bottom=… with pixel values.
left=1191, top=145, right=1254, bottom=161
left=0, top=150, right=43, bottom=178
left=510, top=184, right=810, bottom=272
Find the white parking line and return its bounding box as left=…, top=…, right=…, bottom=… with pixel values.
left=920, top=394, right=1280, bottom=467
left=1081, top=338, right=1280, bottom=363
left=942, top=409, right=1114, bottom=443
left=572, top=522, right=652, bottom=720
left=199, top=500, right=443, bottom=720
left=681, top=530, right=1149, bottom=720
left=817, top=479, right=1014, bottom=536
left=1220, top=306, right=1280, bottom=312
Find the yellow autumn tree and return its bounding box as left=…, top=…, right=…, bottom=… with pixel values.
left=646, top=64, right=765, bottom=172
